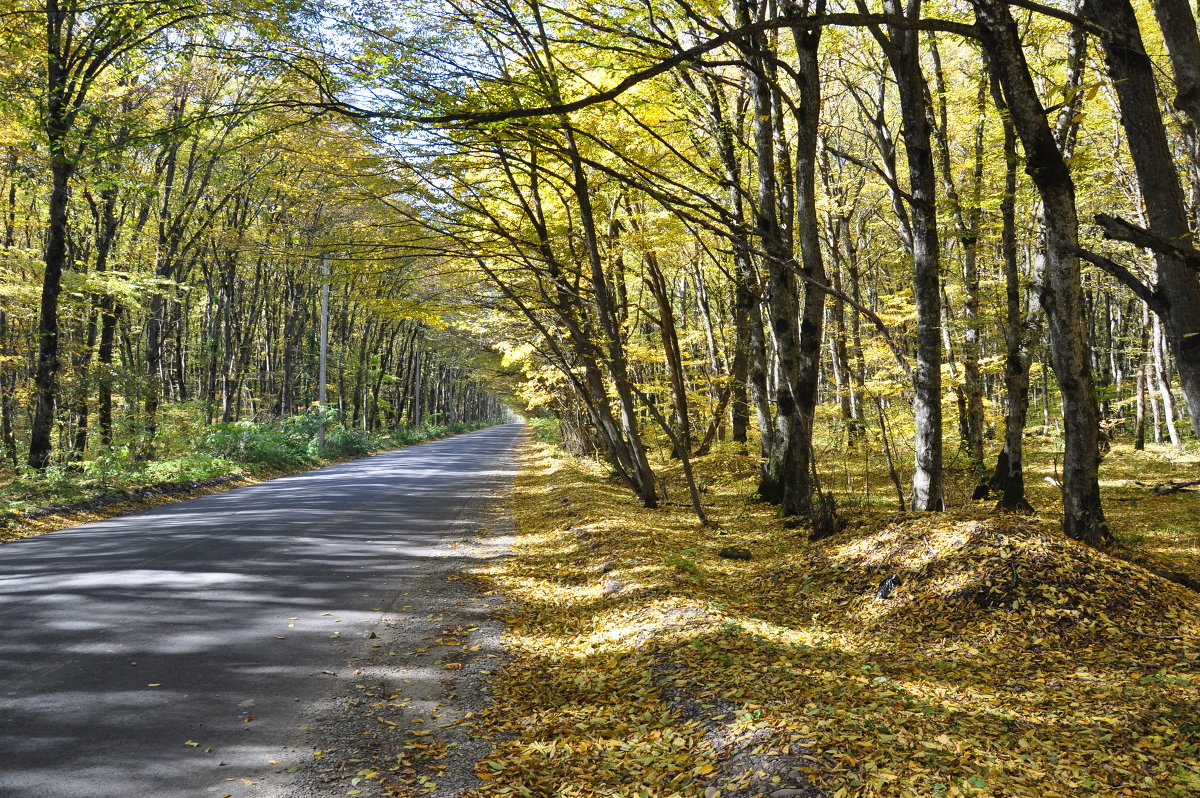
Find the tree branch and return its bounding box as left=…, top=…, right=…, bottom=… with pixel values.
left=309, top=13, right=978, bottom=126
left=1005, top=0, right=1110, bottom=36
left=1063, top=243, right=1165, bottom=312
left=1094, top=213, right=1200, bottom=271
left=789, top=261, right=913, bottom=379
left=825, top=145, right=915, bottom=205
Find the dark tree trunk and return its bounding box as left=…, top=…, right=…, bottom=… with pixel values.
left=973, top=0, right=1111, bottom=545
left=777, top=11, right=828, bottom=517
left=1, top=152, right=19, bottom=464
left=744, top=36, right=800, bottom=504
left=1086, top=0, right=1200, bottom=440
left=29, top=158, right=72, bottom=469
left=989, top=72, right=1036, bottom=512
left=564, top=130, right=658, bottom=507
left=626, top=206, right=692, bottom=456
left=0, top=306, right=15, bottom=466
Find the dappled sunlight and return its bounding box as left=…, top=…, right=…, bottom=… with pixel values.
left=465, top=440, right=1200, bottom=797
left=0, top=425, right=524, bottom=798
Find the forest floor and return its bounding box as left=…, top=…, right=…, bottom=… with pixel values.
left=437, top=436, right=1200, bottom=797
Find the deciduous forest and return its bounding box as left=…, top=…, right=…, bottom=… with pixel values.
left=3, top=0, right=1200, bottom=794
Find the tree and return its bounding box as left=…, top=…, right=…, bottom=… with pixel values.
left=970, top=0, right=1110, bottom=545
left=17, top=0, right=218, bottom=468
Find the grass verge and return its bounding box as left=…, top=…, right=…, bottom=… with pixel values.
left=0, top=421, right=502, bottom=544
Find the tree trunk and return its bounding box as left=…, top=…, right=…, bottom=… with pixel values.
left=1087, top=0, right=1200, bottom=440
left=989, top=71, right=1036, bottom=512
left=879, top=0, right=944, bottom=511
left=564, top=130, right=658, bottom=507
left=1135, top=306, right=1149, bottom=450
left=1154, top=315, right=1183, bottom=448
left=28, top=157, right=72, bottom=469
left=973, top=0, right=1110, bottom=546
left=1150, top=0, right=1200, bottom=151
left=929, top=49, right=987, bottom=493
left=777, top=12, right=829, bottom=518
left=737, top=0, right=806, bottom=509
left=1, top=152, right=19, bottom=465
left=628, top=209, right=692, bottom=456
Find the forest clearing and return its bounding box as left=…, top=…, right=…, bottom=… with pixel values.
left=3, top=0, right=1200, bottom=794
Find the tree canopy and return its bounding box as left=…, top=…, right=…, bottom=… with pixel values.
left=1, top=0, right=1198, bottom=548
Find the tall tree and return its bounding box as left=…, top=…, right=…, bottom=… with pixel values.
left=971, top=0, right=1110, bottom=545
left=23, top=0, right=212, bottom=468
left=860, top=0, right=945, bottom=511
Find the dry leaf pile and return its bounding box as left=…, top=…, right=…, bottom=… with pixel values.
left=460, top=443, right=1200, bottom=797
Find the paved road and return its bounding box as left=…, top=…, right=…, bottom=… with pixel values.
left=0, top=423, right=523, bottom=798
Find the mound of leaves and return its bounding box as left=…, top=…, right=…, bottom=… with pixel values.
left=790, top=514, right=1199, bottom=646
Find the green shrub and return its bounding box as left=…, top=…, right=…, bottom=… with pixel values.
left=320, top=426, right=378, bottom=458
left=14, top=464, right=86, bottom=503
left=153, top=401, right=215, bottom=459
left=202, top=421, right=313, bottom=468
left=283, top=408, right=329, bottom=441
left=528, top=416, right=560, bottom=442
left=81, top=445, right=139, bottom=487
left=144, top=453, right=237, bottom=482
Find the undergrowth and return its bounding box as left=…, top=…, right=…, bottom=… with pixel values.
left=1, top=415, right=503, bottom=541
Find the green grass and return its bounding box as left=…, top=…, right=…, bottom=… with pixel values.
left=1, top=414, right=506, bottom=526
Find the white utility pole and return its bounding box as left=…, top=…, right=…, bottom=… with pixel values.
left=317, top=253, right=330, bottom=454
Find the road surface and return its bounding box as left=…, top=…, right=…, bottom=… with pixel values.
left=0, top=423, right=523, bottom=798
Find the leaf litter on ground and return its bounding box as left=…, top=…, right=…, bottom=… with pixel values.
left=454, top=441, right=1200, bottom=797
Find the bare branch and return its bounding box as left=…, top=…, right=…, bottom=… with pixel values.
left=1064, top=244, right=1164, bottom=312
left=1094, top=212, right=1200, bottom=271
left=1006, top=0, right=1109, bottom=36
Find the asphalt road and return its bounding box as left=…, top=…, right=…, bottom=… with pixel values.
left=0, top=423, right=523, bottom=798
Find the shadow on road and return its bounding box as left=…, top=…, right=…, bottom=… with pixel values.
left=0, top=424, right=522, bottom=798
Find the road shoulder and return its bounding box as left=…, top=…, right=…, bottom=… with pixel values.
left=246, top=460, right=517, bottom=798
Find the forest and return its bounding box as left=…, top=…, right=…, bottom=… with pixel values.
left=3, top=0, right=1200, bottom=795
left=0, top=0, right=518, bottom=510
left=2, top=0, right=1198, bottom=538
